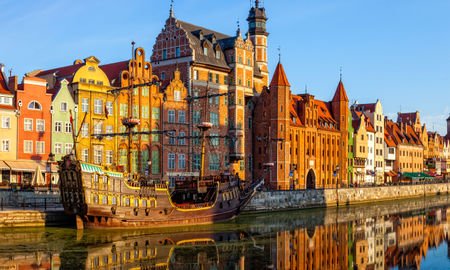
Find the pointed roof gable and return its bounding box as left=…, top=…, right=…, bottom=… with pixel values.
left=332, top=80, right=349, bottom=102
left=270, top=62, right=290, bottom=87
left=0, top=64, right=10, bottom=95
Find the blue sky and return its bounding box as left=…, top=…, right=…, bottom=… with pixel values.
left=1, top=0, right=449, bottom=135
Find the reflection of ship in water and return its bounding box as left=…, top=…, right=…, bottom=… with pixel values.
left=81, top=231, right=247, bottom=270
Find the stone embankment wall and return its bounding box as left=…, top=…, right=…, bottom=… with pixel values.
left=0, top=210, right=68, bottom=228
left=0, top=190, right=61, bottom=209
left=244, top=182, right=450, bottom=212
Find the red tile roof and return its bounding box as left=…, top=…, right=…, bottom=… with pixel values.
left=0, top=104, right=15, bottom=110
left=100, top=60, right=129, bottom=87
left=365, top=117, right=375, bottom=133
left=35, top=63, right=83, bottom=80
left=0, top=67, right=11, bottom=95
left=355, top=103, right=376, bottom=113
left=397, top=112, right=417, bottom=125
left=385, top=119, right=423, bottom=147
left=384, top=130, right=396, bottom=147
left=331, top=80, right=349, bottom=102
left=269, top=62, right=290, bottom=87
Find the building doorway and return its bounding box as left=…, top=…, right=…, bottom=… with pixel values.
left=306, top=169, right=316, bottom=189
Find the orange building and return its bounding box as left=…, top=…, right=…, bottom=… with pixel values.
left=253, top=62, right=349, bottom=190
left=15, top=77, right=52, bottom=161
left=385, top=119, right=424, bottom=174
left=150, top=1, right=269, bottom=181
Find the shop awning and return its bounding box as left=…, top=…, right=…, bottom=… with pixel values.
left=4, top=160, right=45, bottom=172
left=385, top=171, right=397, bottom=177
left=402, top=172, right=434, bottom=179
left=0, top=161, right=9, bottom=170
left=80, top=162, right=123, bottom=178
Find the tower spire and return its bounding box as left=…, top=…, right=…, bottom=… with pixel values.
left=170, top=0, right=174, bottom=17
left=255, top=0, right=260, bottom=8
left=340, top=66, right=343, bottom=82
left=278, top=46, right=281, bottom=63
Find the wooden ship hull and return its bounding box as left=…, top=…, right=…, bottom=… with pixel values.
left=58, top=155, right=262, bottom=229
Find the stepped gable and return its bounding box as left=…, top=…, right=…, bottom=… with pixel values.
left=176, top=20, right=231, bottom=70
left=269, top=62, right=290, bottom=87
left=397, top=112, right=417, bottom=124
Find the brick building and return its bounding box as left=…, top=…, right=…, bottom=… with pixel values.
left=150, top=1, right=269, bottom=181
left=253, top=62, right=349, bottom=190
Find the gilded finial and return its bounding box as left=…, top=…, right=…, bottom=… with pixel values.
left=170, top=0, right=174, bottom=17
left=278, top=46, right=281, bottom=62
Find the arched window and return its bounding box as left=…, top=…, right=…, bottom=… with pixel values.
left=28, top=101, right=42, bottom=110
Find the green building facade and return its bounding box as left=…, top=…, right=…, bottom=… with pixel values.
left=51, top=79, right=76, bottom=161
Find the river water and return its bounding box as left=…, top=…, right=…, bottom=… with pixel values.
left=1, top=196, right=450, bottom=269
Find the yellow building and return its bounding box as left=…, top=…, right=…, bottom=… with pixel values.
left=0, top=65, right=18, bottom=164
left=352, top=111, right=368, bottom=185
left=71, top=57, right=116, bottom=167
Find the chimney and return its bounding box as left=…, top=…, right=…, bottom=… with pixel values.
left=8, top=76, right=18, bottom=92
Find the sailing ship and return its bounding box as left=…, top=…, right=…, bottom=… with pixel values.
left=58, top=42, right=273, bottom=229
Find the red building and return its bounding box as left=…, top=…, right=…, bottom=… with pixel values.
left=15, top=77, right=52, bottom=161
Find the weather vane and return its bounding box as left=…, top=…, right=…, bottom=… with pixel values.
left=278, top=46, right=281, bottom=62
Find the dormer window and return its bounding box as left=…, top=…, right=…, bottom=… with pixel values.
left=88, top=66, right=95, bottom=72
left=215, top=50, right=220, bottom=59
left=212, top=36, right=216, bottom=44
left=200, top=32, right=204, bottom=40
left=203, top=47, right=208, bottom=55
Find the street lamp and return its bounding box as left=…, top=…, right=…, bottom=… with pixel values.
left=47, top=153, right=55, bottom=191
left=335, top=165, right=340, bottom=206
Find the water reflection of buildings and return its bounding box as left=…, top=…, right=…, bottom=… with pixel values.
left=272, top=207, right=450, bottom=270
left=0, top=252, right=60, bottom=270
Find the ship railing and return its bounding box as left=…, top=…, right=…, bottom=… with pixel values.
left=175, top=201, right=214, bottom=209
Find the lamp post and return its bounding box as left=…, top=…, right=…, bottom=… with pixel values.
left=47, top=153, right=55, bottom=191
left=335, top=165, right=340, bottom=206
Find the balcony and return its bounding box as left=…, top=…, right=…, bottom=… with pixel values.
left=229, top=152, right=245, bottom=162
left=228, top=127, right=244, bottom=136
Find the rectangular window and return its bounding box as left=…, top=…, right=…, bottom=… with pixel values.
left=36, top=141, right=45, bottom=154
left=152, top=107, right=160, bottom=120
left=81, top=124, right=89, bottom=138
left=152, top=128, right=159, bottom=142
left=133, top=105, right=139, bottom=118
left=24, top=118, right=33, bottom=131
left=65, top=122, right=72, bottom=133
left=1, top=139, right=9, bottom=152
left=119, top=149, right=127, bottom=168
left=168, top=110, right=175, bottom=123
left=65, top=143, right=73, bottom=155
left=152, top=151, right=159, bottom=174
left=106, top=125, right=113, bottom=139
left=209, top=154, right=220, bottom=171
left=193, top=111, right=201, bottom=125
left=36, top=119, right=45, bottom=132
left=168, top=154, right=176, bottom=170
left=194, top=70, right=199, bottom=80
left=88, top=79, right=95, bottom=84
left=174, top=90, right=181, bottom=101
left=178, top=131, right=186, bottom=145
left=140, top=150, right=149, bottom=173
left=82, top=149, right=89, bottom=162
left=210, top=132, right=219, bottom=146
left=163, top=49, right=167, bottom=60
left=106, top=101, right=113, bottom=116
left=131, top=150, right=138, bottom=173
left=193, top=131, right=201, bottom=145
left=215, top=74, right=219, bottom=83
left=208, top=73, right=213, bottom=82
left=193, top=154, right=201, bottom=171
left=54, top=143, right=62, bottom=154
left=203, top=47, right=208, bottom=55
left=133, top=87, right=138, bottom=95
left=142, top=87, right=149, bottom=96
left=178, top=110, right=186, bottom=123
left=142, top=106, right=149, bottom=118
left=94, top=148, right=102, bottom=164
left=240, top=160, right=244, bottom=171
left=1, top=116, right=11, bottom=129
left=60, top=102, right=68, bottom=112
left=178, top=154, right=185, bottom=169
left=210, top=112, right=219, bottom=126
left=94, top=122, right=103, bottom=135
left=120, top=104, right=128, bottom=117
left=24, top=140, right=33, bottom=153
left=168, top=131, right=176, bottom=145
left=54, top=121, right=62, bottom=132
left=82, top=98, right=89, bottom=112
left=94, top=99, right=103, bottom=114
left=175, top=47, right=180, bottom=57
